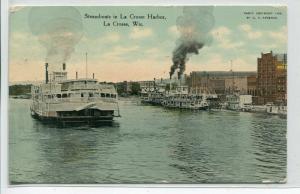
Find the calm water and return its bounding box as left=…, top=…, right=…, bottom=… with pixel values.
left=9, top=98, right=286, bottom=184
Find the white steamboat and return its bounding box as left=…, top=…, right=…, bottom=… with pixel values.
left=162, top=86, right=210, bottom=110
left=30, top=63, right=120, bottom=125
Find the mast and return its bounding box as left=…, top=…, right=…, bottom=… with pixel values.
left=230, top=60, right=235, bottom=94
left=85, top=52, right=88, bottom=79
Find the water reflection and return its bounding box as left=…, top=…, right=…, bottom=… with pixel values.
left=168, top=111, right=279, bottom=183
left=167, top=112, right=214, bottom=183
left=250, top=114, right=286, bottom=182
left=32, top=119, right=121, bottom=183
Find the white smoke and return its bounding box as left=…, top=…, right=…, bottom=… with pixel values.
left=28, top=7, right=83, bottom=71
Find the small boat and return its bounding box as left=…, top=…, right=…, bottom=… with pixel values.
left=266, top=103, right=287, bottom=117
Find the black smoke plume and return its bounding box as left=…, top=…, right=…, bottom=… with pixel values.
left=28, top=7, right=83, bottom=71
left=170, top=7, right=215, bottom=79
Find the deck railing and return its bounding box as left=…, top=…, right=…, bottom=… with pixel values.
left=41, top=97, right=117, bottom=104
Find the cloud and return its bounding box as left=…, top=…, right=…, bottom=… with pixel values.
left=76, top=56, right=171, bottom=82
left=248, top=31, right=262, bottom=39
left=212, top=26, right=244, bottom=49
left=239, top=24, right=287, bottom=43
left=187, top=53, right=256, bottom=73
left=269, top=26, right=287, bottom=43
left=213, top=24, right=286, bottom=52
left=81, top=32, right=120, bottom=44
left=239, top=24, right=262, bottom=39
left=168, top=25, right=179, bottom=37
left=222, top=41, right=244, bottom=49
left=259, top=43, right=280, bottom=51
left=105, top=32, right=121, bottom=42
left=254, top=25, right=287, bottom=51
left=129, top=27, right=153, bottom=39
left=101, top=45, right=139, bottom=59
left=233, top=58, right=256, bottom=71
left=212, top=26, right=231, bottom=37
left=239, top=24, right=251, bottom=31
left=145, top=47, right=160, bottom=55
left=10, top=32, right=43, bottom=57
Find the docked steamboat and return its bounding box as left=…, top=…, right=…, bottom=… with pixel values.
left=140, top=81, right=215, bottom=110
left=30, top=63, right=120, bottom=125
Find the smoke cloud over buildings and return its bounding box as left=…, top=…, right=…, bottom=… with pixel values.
left=170, top=6, right=215, bottom=79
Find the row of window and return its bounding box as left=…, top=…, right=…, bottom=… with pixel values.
left=35, top=92, right=117, bottom=99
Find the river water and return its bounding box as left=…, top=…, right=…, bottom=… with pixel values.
left=9, top=98, right=286, bottom=184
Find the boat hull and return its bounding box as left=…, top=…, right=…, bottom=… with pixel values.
left=31, top=111, right=114, bottom=126
left=30, top=107, right=116, bottom=126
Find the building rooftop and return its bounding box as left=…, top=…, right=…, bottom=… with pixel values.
left=260, top=51, right=287, bottom=64
left=189, top=71, right=257, bottom=77
left=274, top=53, right=287, bottom=64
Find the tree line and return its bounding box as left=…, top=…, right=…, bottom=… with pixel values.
left=9, top=84, right=32, bottom=96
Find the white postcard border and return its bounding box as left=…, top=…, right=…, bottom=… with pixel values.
left=1, top=0, right=300, bottom=193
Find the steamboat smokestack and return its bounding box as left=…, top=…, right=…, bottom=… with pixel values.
left=93, top=73, right=94, bottom=79
left=45, top=63, right=49, bottom=84
left=62, top=63, right=66, bottom=71
left=76, top=71, right=78, bottom=79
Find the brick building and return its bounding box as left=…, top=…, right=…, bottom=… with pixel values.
left=224, top=76, right=248, bottom=95
left=186, top=71, right=256, bottom=95
left=247, top=75, right=257, bottom=96
left=257, top=51, right=287, bottom=104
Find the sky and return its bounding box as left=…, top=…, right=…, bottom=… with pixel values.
left=9, top=6, right=287, bottom=83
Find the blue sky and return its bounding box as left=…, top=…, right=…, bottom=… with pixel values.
left=9, top=6, right=287, bottom=82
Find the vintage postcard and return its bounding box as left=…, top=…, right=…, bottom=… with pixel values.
left=9, top=6, right=287, bottom=184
